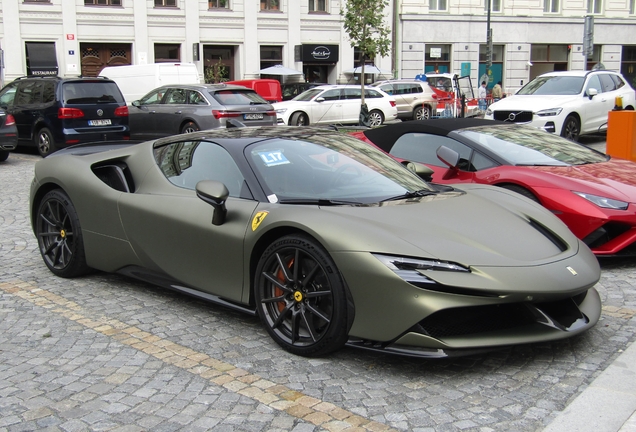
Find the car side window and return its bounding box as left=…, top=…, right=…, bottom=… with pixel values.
left=155, top=141, right=250, bottom=199
left=343, top=89, right=361, bottom=100
left=165, top=88, right=187, bottom=104
left=188, top=91, right=207, bottom=105
left=410, top=84, right=423, bottom=94
left=15, top=81, right=43, bottom=105
left=140, top=89, right=165, bottom=105
left=42, top=82, right=56, bottom=104
left=365, top=89, right=383, bottom=99
left=611, top=74, right=625, bottom=89
left=598, top=74, right=617, bottom=93
left=0, top=82, right=19, bottom=107
left=471, top=151, right=498, bottom=170
left=379, top=84, right=394, bottom=95
left=390, top=133, right=474, bottom=170
left=585, top=75, right=602, bottom=94
left=321, top=89, right=341, bottom=101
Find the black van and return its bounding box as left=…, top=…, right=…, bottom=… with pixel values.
left=0, top=76, right=129, bottom=157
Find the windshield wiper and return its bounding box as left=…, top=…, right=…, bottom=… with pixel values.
left=381, top=189, right=437, bottom=202
left=278, top=198, right=363, bottom=206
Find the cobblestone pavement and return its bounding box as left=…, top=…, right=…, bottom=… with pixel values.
left=2, top=145, right=635, bottom=432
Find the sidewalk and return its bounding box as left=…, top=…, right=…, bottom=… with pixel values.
left=542, top=339, right=636, bottom=432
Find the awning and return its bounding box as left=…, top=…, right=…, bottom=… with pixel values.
left=25, top=42, right=58, bottom=76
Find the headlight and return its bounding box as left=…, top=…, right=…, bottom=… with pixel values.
left=573, top=191, right=629, bottom=210
left=275, top=108, right=287, bottom=114
left=535, top=108, right=563, bottom=117
left=374, top=254, right=470, bottom=286
left=485, top=108, right=492, bottom=116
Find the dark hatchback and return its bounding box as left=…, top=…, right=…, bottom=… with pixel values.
left=0, top=109, right=18, bottom=162
left=0, top=76, right=129, bottom=157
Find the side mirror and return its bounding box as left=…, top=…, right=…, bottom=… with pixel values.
left=315, top=97, right=325, bottom=103
left=132, top=100, right=140, bottom=107
left=402, top=161, right=434, bottom=182
left=196, top=180, right=229, bottom=226
left=587, top=88, right=598, bottom=99
left=436, top=145, right=461, bottom=180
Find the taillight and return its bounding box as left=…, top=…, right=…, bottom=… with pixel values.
left=114, top=106, right=129, bottom=117
left=265, top=110, right=276, bottom=116
left=58, top=107, right=84, bottom=119
left=431, top=94, right=438, bottom=99
left=4, top=114, right=15, bottom=126
left=390, top=101, right=397, bottom=107
left=212, top=110, right=241, bottom=119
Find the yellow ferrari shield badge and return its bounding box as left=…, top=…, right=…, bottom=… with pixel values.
left=252, top=211, right=269, bottom=231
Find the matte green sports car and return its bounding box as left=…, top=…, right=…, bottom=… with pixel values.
left=29, top=126, right=601, bottom=358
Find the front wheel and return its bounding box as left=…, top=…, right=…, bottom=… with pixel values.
left=36, top=128, right=56, bottom=157
left=560, top=115, right=580, bottom=142
left=181, top=121, right=200, bottom=134
left=0, top=151, right=8, bottom=162
left=35, top=189, right=90, bottom=278
left=290, top=112, right=309, bottom=126
left=368, top=110, right=384, bottom=127
left=255, top=235, right=352, bottom=357
left=413, top=105, right=431, bottom=120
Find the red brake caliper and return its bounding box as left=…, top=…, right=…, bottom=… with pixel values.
left=275, top=258, right=294, bottom=312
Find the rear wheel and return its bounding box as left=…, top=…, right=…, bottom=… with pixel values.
left=290, top=112, right=309, bottom=126
left=369, top=109, right=384, bottom=127
left=0, top=151, right=8, bottom=162
left=36, top=128, right=56, bottom=157
left=560, top=115, right=580, bottom=142
left=255, top=234, right=351, bottom=357
left=500, top=184, right=540, bottom=204
left=181, top=121, right=200, bottom=134
left=36, top=189, right=90, bottom=278
left=413, top=105, right=431, bottom=120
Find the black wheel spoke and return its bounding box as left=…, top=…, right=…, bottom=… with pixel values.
left=39, top=232, right=60, bottom=238
left=305, top=303, right=331, bottom=324
left=290, top=311, right=300, bottom=344
left=263, top=272, right=293, bottom=293
left=299, top=263, right=320, bottom=288
left=39, top=213, right=57, bottom=229
left=304, top=290, right=331, bottom=299
left=274, top=253, right=292, bottom=282
left=272, top=304, right=292, bottom=329
left=292, top=249, right=301, bottom=283
left=44, top=240, right=59, bottom=256
left=300, top=308, right=318, bottom=342
left=261, top=294, right=286, bottom=304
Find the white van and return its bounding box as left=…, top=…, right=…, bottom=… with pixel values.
left=99, top=63, right=201, bottom=104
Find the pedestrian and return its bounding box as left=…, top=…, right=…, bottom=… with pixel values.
left=492, top=81, right=503, bottom=102
left=478, top=81, right=487, bottom=111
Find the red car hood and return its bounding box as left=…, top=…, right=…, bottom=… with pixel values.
left=530, top=157, right=636, bottom=202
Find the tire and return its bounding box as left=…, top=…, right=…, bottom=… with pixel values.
left=290, top=112, right=309, bottom=126
left=560, top=115, right=580, bottom=142
left=0, top=151, right=8, bottom=162
left=36, top=127, right=56, bottom=157
left=35, top=189, right=90, bottom=278
left=500, top=184, right=540, bottom=204
left=368, top=109, right=384, bottom=127
left=413, top=105, right=431, bottom=120
left=181, top=121, right=200, bottom=134
left=254, top=234, right=352, bottom=357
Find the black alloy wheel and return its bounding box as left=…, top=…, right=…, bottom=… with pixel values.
left=36, top=128, right=56, bottom=157
left=290, top=112, right=309, bottom=126
left=255, top=235, right=351, bottom=356
left=36, top=189, right=90, bottom=278
left=561, top=115, right=580, bottom=142
left=181, top=121, right=200, bottom=134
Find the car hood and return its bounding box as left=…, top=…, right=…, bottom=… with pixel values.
left=530, top=158, right=636, bottom=202
left=489, top=94, right=583, bottom=111
left=307, top=185, right=581, bottom=267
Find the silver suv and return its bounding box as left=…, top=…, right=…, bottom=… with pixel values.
left=370, top=80, right=438, bottom=121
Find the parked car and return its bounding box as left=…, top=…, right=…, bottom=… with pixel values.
left=418, top=73, right=481, bottom=118
left=128, top=83, right=277, bottom=140
left=272, top=85, right=398, bottom=127
left=29, top=126, right=600, bottom=358
left=369, top=79, right=438, bottom=120
left=0, top=109, right=18, bottom=162
left=484, top=70, right=636, bottom=141
left=352, top=118, right=636, bottom=256
left=0, top=76, right=129, bottom=157
left=281, top=82, right=327, bottom=101
left=225, top=79, right=282, bottom=103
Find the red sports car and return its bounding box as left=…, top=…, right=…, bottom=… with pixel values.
left=351, top=118, right=636, bottom=256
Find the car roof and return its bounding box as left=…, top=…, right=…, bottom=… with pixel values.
left=360, top=118, right=502, bottom=151
left=154, top=83, right=259, bottom=92
left=538, top=70, right=619, bottom=78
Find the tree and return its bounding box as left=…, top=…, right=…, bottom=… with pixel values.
left=341, top=0, right=391, bottom=125
left=204, top=57, right=227, bottom=84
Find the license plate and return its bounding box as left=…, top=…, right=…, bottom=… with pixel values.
left=88, top=119, right=112, bottom=126
left=244, top=113, right=264, bottom=120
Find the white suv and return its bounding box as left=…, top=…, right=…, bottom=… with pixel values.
left=272, top=85, right=398, bottom=127
left=484, top=70, right=635, bottom=141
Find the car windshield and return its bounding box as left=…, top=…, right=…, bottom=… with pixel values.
left=211, top=89, right=268, bottom=105
left=247, top=132, right=434, bottom=204
left=517, top=76, right=585, bottom=95
left=292, top=88, right=324, bottom=101
left=458, top=125, right=608, bottom=166
left=62, top=82, right=125, bottom=104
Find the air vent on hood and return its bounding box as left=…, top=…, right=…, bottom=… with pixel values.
left=528, top=218, right=568, bottom=252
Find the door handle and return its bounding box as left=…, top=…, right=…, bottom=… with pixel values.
left=149, top=110, right=156, bottom=114
left=174, top=111, right=182, bottom=114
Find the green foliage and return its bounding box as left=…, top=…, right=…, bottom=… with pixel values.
left=205, top=57, right=228, bottom=84
left=340, top=0, right=391, bottom=61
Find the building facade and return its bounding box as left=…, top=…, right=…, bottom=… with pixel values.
left=0, top=0, right=634, bottom=95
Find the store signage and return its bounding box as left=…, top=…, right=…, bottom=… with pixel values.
left=66, top=34, right=75, bottom=40
left=295, top=44, right=339, bottom=63
left=430, top=48, right=442, bottom=58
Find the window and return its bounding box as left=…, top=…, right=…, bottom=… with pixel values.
left=155, top=43, right=180, bottom=62
left=260, top=46, right=283, bottom=71
left=84, top=0, right=122, bottom=5
left=23, top=0, right=52, bottom=3
left=429, top=0, right=447, bottom=11
left=139, top=89, right=165, bottom=105
left=485, top=0, right=501, bottom=12
left=390, top=134, right=473, bottom=169
left=15, top=81, right=44, bottom=105
left=587, top=0, right=601, bottom=13
left=0, top=83, right=18, bottom=107
left=165, top=88, right=187, bottom=104
left=260, top=0, right=280, bottom=11
left=155, top=0, right=177, bottom=6
left=209, top=0, right=229, bottom=8
left=543, top=0, right=559, bottom=13
left=309, top=0, right=327, bottom=12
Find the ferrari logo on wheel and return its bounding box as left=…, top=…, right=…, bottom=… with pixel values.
left=251, top=211, right=269, bottom=231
